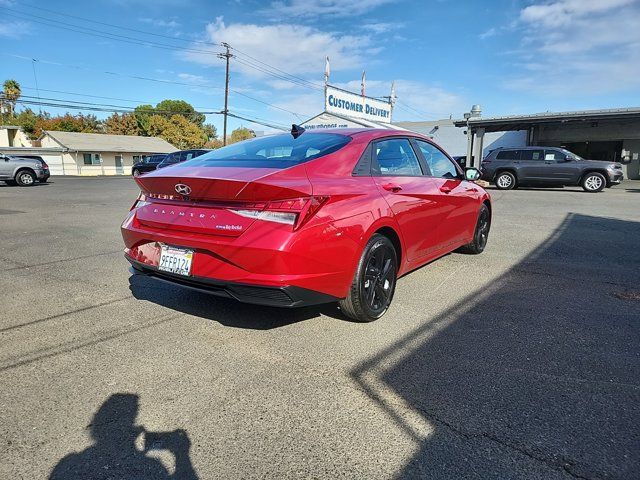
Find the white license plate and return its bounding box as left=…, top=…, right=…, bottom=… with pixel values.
left=158, top=245, right=193, bottom=276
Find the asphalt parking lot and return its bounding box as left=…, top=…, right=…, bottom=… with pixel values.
left=1, top=177, right=639, bottom=479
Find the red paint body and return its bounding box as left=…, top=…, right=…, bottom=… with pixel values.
left=121, top=129, right=490, bottom=303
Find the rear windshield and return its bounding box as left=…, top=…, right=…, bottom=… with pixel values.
left=182, top=133, right=351, bottom=168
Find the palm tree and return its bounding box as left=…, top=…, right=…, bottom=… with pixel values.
left=2, top=79, right=21, bottom=117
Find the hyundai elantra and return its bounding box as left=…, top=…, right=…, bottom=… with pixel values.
left=121, top=127, right=491, bottom=322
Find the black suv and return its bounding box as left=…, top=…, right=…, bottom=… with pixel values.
left=481, top=147, right=624, bottom=192
left=131, top=154, right=167, bottom=177
left=156, top=149, right=210, bottom=169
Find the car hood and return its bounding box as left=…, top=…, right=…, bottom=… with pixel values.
left=578, top=159, right=621, bottom=168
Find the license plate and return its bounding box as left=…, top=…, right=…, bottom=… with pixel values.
left=158, top=245, right=193, bottom=276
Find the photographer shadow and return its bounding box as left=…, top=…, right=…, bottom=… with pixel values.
left=49, top=393, right=198, bottom=480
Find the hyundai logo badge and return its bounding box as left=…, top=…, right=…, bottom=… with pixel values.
left=175, top=183, right=192, bottom=196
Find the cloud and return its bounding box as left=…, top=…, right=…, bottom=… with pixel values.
left=183, top=17, right=372, bottom=79
left=264, top=0, right=394, bottom=19
left=335, top=79, right=466, bottom=120
left=503, top=0, right=640, bottom=95
left=0, top=20, right=30, bottom=38
left=478, top=27, right=496, bottom=40
left=520, top=0, right=635, bottom=27
left=361, top=22, right=404, bottom=34
left=139, top=17, right=181, bottom=29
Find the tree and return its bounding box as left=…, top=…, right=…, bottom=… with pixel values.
left=146, top=114, right=207, bottom=149
left=229, top=127, right=255, bottom=144
left=134, top=104, right=155, bottom=135
left=105, top=113, right=141, bottom=136
left=33, top=113, right=102, bottom=138
left=203, top=123, right=217, bottom=141
left=155, top=99, right=205, bottom=126
left=1, top=79, right=21, bottom=117
left=204, top=138, right=224, bottom=149
left=12, top=108, right=40, bottom=139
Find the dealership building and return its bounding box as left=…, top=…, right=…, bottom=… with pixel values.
left=451, top=107, right=640, bottom=180
left=299, top=81, right=640, bottom=180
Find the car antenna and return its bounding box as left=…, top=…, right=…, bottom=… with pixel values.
left=291, top=124, right=305, bottom=139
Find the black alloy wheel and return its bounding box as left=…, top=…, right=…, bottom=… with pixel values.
left=459, top=204, right=491, bottom=254
left=340, top=234, right=398, bottom=322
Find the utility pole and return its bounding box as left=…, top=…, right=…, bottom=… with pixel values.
left=218, top=43, right=233, bottom=146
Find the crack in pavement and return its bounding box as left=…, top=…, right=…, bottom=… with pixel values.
left=3, top=250, right=123, bottom=272
left=415, top=406, right=594, bottom=480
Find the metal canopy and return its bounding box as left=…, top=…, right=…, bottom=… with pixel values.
left=453, top=107, right=640, bottom=133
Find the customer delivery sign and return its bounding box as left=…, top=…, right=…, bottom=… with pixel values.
left=325, top=85, right=392, bottom=124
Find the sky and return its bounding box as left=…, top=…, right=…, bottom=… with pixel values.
left=1, top=0, right=639, bottom=134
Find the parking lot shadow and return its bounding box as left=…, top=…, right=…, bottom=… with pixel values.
left=128, top=274, right=346, bottom=329
left=352, top=213, right=640, bottom=479
left=49, top=393, right=198, bottom=480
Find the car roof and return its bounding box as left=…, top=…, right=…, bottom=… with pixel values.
left=494, top=146, right=560, bottom=150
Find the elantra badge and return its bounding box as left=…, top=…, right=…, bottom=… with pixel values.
left=175, top=184, right=192, bottom=196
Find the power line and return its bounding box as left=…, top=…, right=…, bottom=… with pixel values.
left=395, top=100, right=441, bottom=120
left=11, top=2, right=324, bottom=94
left=226, top=112, right=289, bottom=131
left=229, top=46, right=324, bottom=91
left=7, top=55, right=313, bottom=120
left=0, top=7, right=223, bottom=57
left=15, top=1, right=223, bottom=49
left=17, top=94, right=221, bottom=115
left=13, top=98, right=289, bottom=132
left=3, top=6, right=325, bottom=94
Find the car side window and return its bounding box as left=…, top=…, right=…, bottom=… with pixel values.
left=496, top=150, right=522, bottom=160
left=166, top=153, right=179, bottom=163
left=545, top=150, right=566, bottom=161
left=415, top=140, right=459, bottom=179
left=372, top=138, right=423, bottom=176
left=521, top=150, right=544, bottom=161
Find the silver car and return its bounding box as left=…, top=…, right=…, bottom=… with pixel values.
left=0, top=154, right=48, bottom=186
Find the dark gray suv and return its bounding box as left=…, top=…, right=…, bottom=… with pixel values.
left=481, top=147, right=624, bottom=192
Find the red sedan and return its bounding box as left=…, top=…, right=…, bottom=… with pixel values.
left=121, top=127, right=491, bottom=322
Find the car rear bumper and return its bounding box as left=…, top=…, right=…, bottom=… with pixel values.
left=127, top=257, right=339, bottom=307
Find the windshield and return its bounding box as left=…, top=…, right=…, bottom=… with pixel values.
left=181, top=133, right=351, bottom=169
left=561, top=148, right=582, bottom=160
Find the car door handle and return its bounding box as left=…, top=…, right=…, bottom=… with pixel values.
left=382, top=183, right=402, bottom=193
left=440, top=185, right=453, bottom=194
left=544, top=161, right=553, bottom=164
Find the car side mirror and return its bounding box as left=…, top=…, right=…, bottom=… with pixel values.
left=465, top=168, right=481, bottom=181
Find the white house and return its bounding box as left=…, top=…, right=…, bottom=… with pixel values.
left=0, top=125, right=32, bottom=148
left=37, top=131, right=176, bottom=175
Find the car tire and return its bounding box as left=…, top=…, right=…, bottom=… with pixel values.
left=339, top=234, right=398, bottom=322
left=132, top=169, right=141, bottom=177
left=458, top=204, right=491, bottom=254
left=495, top=171, right=516, bottom=190
left=15, top=169, right=36, bottom=187
left=582, top=172, right=606, bottom=192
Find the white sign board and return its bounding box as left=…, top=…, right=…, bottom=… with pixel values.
left=302, top=112, right=364, bottom=130
left=325, top=85, right=392, bottom=124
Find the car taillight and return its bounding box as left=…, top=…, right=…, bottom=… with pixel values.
left=230, top=196, right=329, bottom=230
left=130, top=192, right=152, bottom=211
